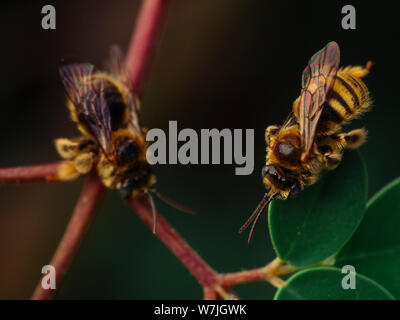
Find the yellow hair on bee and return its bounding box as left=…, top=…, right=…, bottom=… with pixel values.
left=340, top=128, right=368, bottom=149
left=74, top=152, right=95, bottom=174
left=55, top=136, right=97, bottom=179
left=339, top=61, right=373, bottom=79
left=266, top=125, right=302, bottom=170
left=56, top=161, right=81, bottom=181
left=96, top=154, right=116, bottom=188
left=112, top=128, right=148, bottom=161
left=55, top=138, right=81, bottom=159
left=265, top=125, right=280, bottom=146
left=292, top=96, right=300, bottom=120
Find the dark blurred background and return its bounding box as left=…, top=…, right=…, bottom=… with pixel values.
left=0, top=0, right=398, bottom=299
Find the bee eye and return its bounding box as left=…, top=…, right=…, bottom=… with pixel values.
left=278, top=142, right=295, bottom=157
left=276, top=142, right=300, bottom=163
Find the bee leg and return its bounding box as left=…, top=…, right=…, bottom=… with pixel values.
left=74, top=152, right=97, bottom=174
left=318, top=143, right=343, bottom=170
left=96, top=156, right=117, bottom=189
left=55, top=138, right=81, bottom=159
left=52, top=161, right=81, bottom=181
left=344, top=61, right=373, bottom=79
left=54, top=137, right=97, bottom=180
left=265, top=125, right=280, bottom=145
left=55, top=137, right=94, bottom=159
left=324, top=151, right=343, bottom=170
left=339, top=128, right=367, bottom=149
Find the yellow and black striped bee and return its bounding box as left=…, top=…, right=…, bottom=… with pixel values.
left=55, top=46, right=192, bottom=233
left=240, top=42, right=373, bottom=243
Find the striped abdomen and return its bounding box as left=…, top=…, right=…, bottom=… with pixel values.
left=317, top=71, right=370, bottom=134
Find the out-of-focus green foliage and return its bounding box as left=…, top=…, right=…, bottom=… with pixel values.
left=336, top=177, right=400, bottom=298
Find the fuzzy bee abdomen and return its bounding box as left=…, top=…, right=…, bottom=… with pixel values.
left=316, top=71, right=370, bottom=134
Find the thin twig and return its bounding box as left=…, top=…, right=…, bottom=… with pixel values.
left=275, top=264, right=300, bottom=276
left=274, top=255, right=335, bottom=276
left=203, top=287, right=217, bottom=300
left=127, top=196, right=219, bottom=288
left=214, top=286, right=239, bottom=300
left=126, top=0, right=170, bottom=96
left=220, top=258, right=286, bottom=289
left=0, top=161, right=63, bottom=184
left=31, top=173, right=106, bottom=300
left=220, top=267, right=269, bottom=286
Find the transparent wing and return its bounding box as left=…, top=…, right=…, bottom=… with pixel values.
left=299, top=41, right=340, bottom=159
left=59, top=62, right=94, bottom=106
left=282, top=111, right=297, bottom=128
left=107, top=45, right=132, bottom=88
left=107, top=45, right=142, bottom=137
left=59, top=63, right=114, bottom=156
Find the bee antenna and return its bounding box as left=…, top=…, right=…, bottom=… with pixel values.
left=239, top=192, right=277, bottom=244
left=145, top=192, right=157, bottom=234
left=238, top=193, right=268, bottom=234
left=152, top=190, right=196, bottom=215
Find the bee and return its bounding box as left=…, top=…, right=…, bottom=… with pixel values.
left=54, top=46, right=193, bottom=233
left=239, top=42, right=373, bottom=243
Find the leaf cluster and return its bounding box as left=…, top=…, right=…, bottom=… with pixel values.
left=269, top=151, right=399, bottom=299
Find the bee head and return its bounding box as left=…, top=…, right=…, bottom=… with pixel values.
left=119, top=161, right=155, bottom=198
left=261, top=164, right=301, bottom=199
left=120, top=179, right=135, bottom=198
left=273, top=133, right=302, bottom=166
left=266, top=125, right=302, bottom=166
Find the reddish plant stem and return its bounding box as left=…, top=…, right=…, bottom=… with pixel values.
left=220, top=267, right=268, bottom=287
left=203, top=288, right=217, bottom=300
left=0, top=161, right=63, bottom=184
left=127, top=196, right=219, bottom=288
left=126, top=0, right=170, bottom=96
left=220, top=258, right=286, bottom=289
left=31, top=173, right=106, bottom=300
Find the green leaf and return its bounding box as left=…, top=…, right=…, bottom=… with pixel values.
left=335, top=177, right=400, bottom=298
left=268, top=151, right=367, bottom=267
left=275, top=267, right=394, bottom=300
